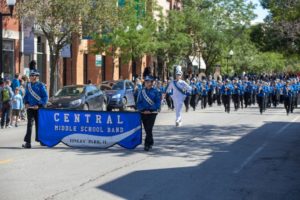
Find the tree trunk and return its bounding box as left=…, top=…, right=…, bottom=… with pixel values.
left=111, top=47, right=115, bottom=80
left=49, top=49, right=60, bottom=97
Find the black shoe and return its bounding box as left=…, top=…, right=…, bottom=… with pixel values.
left=22, top=143, right=31, bottom=149
left=144, top=145, right=150, bottom=151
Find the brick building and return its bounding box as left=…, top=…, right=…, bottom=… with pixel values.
left=1, top=0, right=182, bottom=93
left=62, top=0, right=182, bottom=86
left=1, top=0, right=21, bottom=79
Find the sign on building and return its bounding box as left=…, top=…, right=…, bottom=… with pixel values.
left=61, top=44, right=71, bottom=58
left=95, top=55, right=102, bottom=67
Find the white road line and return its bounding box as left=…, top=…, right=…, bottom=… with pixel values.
left=272, top=116, right=299, bottom=137
left=233, top=142, right=267, bottom=174
left=233, top=116, right=299, bottom=174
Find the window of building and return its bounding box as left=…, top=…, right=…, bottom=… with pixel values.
left=2, top=40, right=14, bottom=80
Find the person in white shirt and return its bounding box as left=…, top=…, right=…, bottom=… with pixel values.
left=166, top=68, right=192, bottom=126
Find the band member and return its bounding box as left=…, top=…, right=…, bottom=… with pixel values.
left=200, top=80, right=208, bottom=109
left=232, top=79, right=240, bottom=111
left=256, top=81, right=266, bottom=114
left=279, top=80, right=284, bottom=104
left=22, top=70, right=48, bottom=148
left=190, top=78, right=200, bottom=111
left=165, top=79, right=174, bottom=110
left=221, top=79, right=233, bottom=113
left=166, top=68, right=192, bottom=126
left=238, top=80, right=245, bottom=109
left=252, top=81, right=258, bottom=105
left=271, top=80, right=280, bottom=107
left=291, top=78, right=299, bottom=109
left=184, top=79, right=191, bottom=112
left=244, top=80, right=252, bottom=108
left=282, top=80, right=294, bottom=115
left=137, top=75, right=161, bottom=151
left=207, top=76, right=216, bottom=107
left=216, top=80, right=223, bottom=106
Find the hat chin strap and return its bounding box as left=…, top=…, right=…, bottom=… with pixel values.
left=31, top=77, right=38, bottom=83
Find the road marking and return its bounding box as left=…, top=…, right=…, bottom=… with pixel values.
left=272, top=116, right=299, bottom=137
left=233, top=116, right=299, bottom=174
left=233, top=143, right=267, bottom=174
left=0, top=159, right=13, bottom=165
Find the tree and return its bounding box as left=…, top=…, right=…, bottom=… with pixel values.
left=229, top=28, right=258, bottom=75
left=181, top=0, right=256, bottom=73
left=92, top=0, right=158, bottom=79
left=17, top=0, right=116, bottom=96
left=250, top=52, right=285, bottom=73
left=260, top=0, right=300, bottom=55
left=154, top=9, right=191, bottom=78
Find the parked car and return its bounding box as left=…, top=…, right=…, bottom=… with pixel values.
left=99, top=84, right=113, bottom=91
left=105, top=80, right=136, bottom=111
left=47, top=85, right=107, bottom=111
left=101, top=81, right=115, bottom=87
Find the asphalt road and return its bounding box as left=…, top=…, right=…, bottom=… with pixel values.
left=0, top=105, right=300, bottom=200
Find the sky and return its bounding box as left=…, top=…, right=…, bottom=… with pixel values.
left=250, top=0, right=270, bottom=24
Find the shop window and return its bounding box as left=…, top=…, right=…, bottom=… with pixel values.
left=2, top=40, right=14, bottom=80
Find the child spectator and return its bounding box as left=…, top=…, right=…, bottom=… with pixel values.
left=11, top=88, right=23, bottom=127
left=19, top=79, right=26, bottom=120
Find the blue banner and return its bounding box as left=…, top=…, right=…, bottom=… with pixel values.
left=38, top=109, right=142, bottom=149
left=60, top=44, right=71, bottom=58
left=23, top=24, right=34, bottom=54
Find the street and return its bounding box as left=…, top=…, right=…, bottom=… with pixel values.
left=1, top=105, right=300, bottom=200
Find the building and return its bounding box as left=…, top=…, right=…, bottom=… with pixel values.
left=1, top=0, right=21, bottom=80
left=63, top=0, right=182, bottom=86
left=1, top=0, right=182, bottom=93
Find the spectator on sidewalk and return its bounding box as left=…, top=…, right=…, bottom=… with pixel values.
left=0, top=79, right=14, bottom=129
left=19, top=79, right=26, bottom=120
left=11, top=73, right=20, bottom=92
left=10, top=87, right=23, bottom=127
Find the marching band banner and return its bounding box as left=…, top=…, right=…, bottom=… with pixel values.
left=38, top=109, right=142, bottom=149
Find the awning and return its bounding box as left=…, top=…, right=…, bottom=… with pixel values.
left=189, top=56, right=206, bottom=69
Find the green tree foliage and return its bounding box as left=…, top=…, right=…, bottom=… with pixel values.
left=182, top=0, right=256, bottom=73
left=229, top=28, right=258, bottom=74
left=261, top=0, right=300, bottom=22
left=154, top=9, right=191, bottom=76
left=259, top=0, right=300, bottom=54
left=17, top=0, right=115, bottom=96
left=92, top=0, right=157, bottom=72
left=250, top=52, right=285, bottom=73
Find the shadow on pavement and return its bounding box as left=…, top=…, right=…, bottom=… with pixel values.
left=96, top=121, right=300, bottom=200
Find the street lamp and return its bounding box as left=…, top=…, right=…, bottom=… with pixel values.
left=226, top=50, right=234, bottom=75
left=0, top=0, right=16, bottom=79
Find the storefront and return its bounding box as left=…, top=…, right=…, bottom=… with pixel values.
left=2, top=39, right=15, bottom=80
